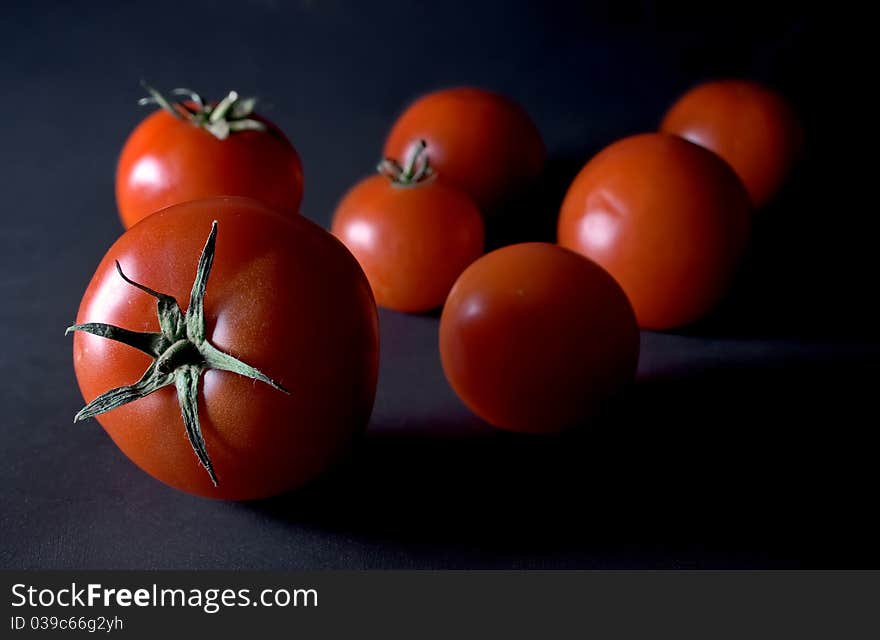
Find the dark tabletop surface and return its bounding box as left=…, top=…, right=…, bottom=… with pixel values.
left=2, top=0, right=876, bottom=569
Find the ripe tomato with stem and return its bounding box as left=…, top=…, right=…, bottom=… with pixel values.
left=116, top=84, right=304, bottom=228
left=68, top=197, right=378, bottom=500
left=332, top=141, right=484, bottom=313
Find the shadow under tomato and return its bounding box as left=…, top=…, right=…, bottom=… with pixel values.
left=242, top=344, right=880, bottom=568
left=483, top=149, right=597, bottom=251
left=674, top=119, right=878, bottom=342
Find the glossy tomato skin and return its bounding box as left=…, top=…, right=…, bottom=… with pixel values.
left=439, top=243, right=639, bottom=434
left=116, top=110, right=304, bottom=228
left=72, top=197, right=378, bottom=500
left=558, top=133, right=751, bottom=330
left=383, top=88, right=545, bottom=212
left=332, top=175, right=484, bottom=313
left=661, top=79, right=802, bottom=207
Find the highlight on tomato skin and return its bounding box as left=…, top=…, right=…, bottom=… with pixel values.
left=439, top=242, right=639, bottom=434
left=660, top=79, right=803, bottom=208
left=115, top=85, right=304, bottom=229
left=331, top=141, right=485, bottom=314
left=557, top=132, right=752, bottom=331
left=69, top=197, right=379, bottom=500
left=383, top=87, right=545, bottom=214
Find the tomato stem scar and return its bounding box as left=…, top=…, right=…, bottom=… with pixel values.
left=66, top=221, right=289, bottom=486
left=138, top=81, right=266, bottom=141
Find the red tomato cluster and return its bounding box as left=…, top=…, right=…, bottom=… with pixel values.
left=68, top=78, right=801, bottom=499
left=329, top=87, right=645, bottom=436
left=559, top=80, right=801, bottom=331
left=332, top=88, right=546, bottom=313
left=72, top=86, right=377, bottom=500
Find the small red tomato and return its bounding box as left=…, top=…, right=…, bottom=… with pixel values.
left=558, top=133, right=751, bottom=330
left=661, top=79, right=802, bottom=207
left=116, top=85, right=304, bottom=228
left=332, top=141, right=484, bottom=313
left=383, top=87, right=545, bottom=212
left=439, top=243, right=639, bottom=433
left=68, top=197, right=378, bottom=500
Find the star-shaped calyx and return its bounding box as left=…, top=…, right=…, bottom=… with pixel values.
left=139, top=82, right=267, bottom=140
left=377, top=139, right=435, bottom=186
left=66, top=222, right=289, bottom=485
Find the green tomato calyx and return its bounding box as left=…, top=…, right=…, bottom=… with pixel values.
left=139, top=81, right=267, bottom=140
left=377, top=139, right=435, bottom=186
left=66, top=221, right=289, bottom=486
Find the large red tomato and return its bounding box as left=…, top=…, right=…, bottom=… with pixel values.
left=439, top=243, right=639, bottom=433
left=68, top=197, right=378, bottom=500
left=558, top=133, right=752, bottom=330
left=661, top=79, right=802, bottom=207
left=116, top=86, right=304, bottom=228
left=383, top=87, right=545, bottom=212
left=332, top=141, right=484, bottom=312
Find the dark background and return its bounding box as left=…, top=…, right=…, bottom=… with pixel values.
left=1, top=1, right=876, bottom=568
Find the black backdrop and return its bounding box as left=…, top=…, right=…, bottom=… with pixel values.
left=2, top=1, right=876, bottom=568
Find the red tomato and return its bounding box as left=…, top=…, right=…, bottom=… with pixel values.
left=439, top=243, right=639, bottom=433
left=116, top=86, right=304, bottom=228
left=69, top=197, right=378, bottom=500
left=332, top=142, right=484, bottom=312
left=383, top=87, right=545, bottom=212
left=558, top=133, right=751, bottom=330
left=661, top=79, right=802, bottom=207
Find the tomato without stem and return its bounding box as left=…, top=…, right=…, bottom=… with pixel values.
left=558, top=133, right=752, bottom=330
left=383, top=87, right=545, bottom=213
left=70, top=197, right=378, bottom=500
left=116, top=86, right=303, bottom=228
left=332, top=142, right=484, bottom=313
left=661, top=79, right=802, bottom=208
left=439, top=243, right=639, bottom=434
